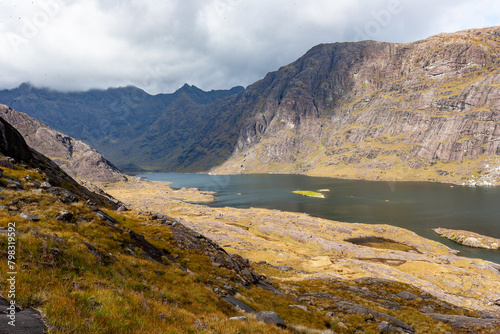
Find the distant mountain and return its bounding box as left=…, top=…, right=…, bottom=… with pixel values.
left=0, top=83, right=243, bottom=172
left=3, top=27, right=500, bottom=184
left=0, top=104, right=126, bottom=183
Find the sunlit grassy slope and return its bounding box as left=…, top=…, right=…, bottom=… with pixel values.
left=1, top=164, right=499, bottom=333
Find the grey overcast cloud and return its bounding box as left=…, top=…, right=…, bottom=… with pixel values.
left=1, top=0, right=499, bottom=94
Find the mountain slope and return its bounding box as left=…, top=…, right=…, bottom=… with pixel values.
left=0, top=84, right=243, bottom=172
left=0, top=104, right=126, bottom=183
left=210, top=26, right=500, bottom=185
left=0, top=115, right=118, bottom=208
left=3, top=117, right=497, bottom=333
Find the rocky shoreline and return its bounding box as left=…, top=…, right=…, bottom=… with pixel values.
left=433, top=228, right=500, bottom=250
left=102, top=177, right=500, bottom=319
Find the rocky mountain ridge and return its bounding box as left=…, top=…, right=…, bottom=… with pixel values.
left=0, top=83, right=243, bottom=172
left=0, top=104, right=126, bottom=183
left=211, top=26, right=500, bottom=185
left=2, top=27, right=500, bottom=184
left=0, top=115, right=118, bottom=208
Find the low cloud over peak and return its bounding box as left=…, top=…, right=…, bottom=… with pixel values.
left=1, top=0, right=500, bottom=94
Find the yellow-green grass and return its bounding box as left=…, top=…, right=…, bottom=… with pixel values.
left=0, top=165, right=348, bottom=333
left=292, top=191, right=325, bottom=198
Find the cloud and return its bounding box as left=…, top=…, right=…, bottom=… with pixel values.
left=0, top=0, right=499, bottom=94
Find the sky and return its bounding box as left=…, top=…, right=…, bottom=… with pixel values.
left=0, top=0, right=499, bottom=95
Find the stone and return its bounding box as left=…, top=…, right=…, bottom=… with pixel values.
left=117, top=205, right=128, bottom=212
left=420, top=306, right=434, bottom=313
left=40, top=181, right=52, bottom=189
left=56, top=210, right=74, bottom=222
left=20, top=212, right=41, bottom=222
left=256, top=311, right=287, bottom=328
left=428, top=313, right=500, bottom=332
left=397, top=291, right=419, bottom=301
left=229, top=316, right=248, bottom=322
left=376, top=321, right=398, bottom=333
left=223, top=296, right=254, bottom=313
left=289, top=304, right=308, bottom=311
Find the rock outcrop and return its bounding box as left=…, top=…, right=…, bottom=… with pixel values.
left=0, top=115, right=118, bottom=208
left=0, top=104, right=126, bottom=183
left=434, top=228, right=500, bottom=249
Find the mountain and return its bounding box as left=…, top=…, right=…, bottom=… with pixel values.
left=0, top=104, right=127, bottom=183
left=2, top=27, right=500, bottom=184
left=0, top=115, right=118, bottom=208
left=209, top=26, right=500, bottom=185
left=0, top=83, right=243, bottom=172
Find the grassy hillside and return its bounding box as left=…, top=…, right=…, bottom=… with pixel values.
left=3, top=160, right=500, bottom=333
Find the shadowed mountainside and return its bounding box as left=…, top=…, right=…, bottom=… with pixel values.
left=0, top=83, right=243, bottom=172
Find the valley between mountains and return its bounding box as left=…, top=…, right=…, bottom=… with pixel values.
left=2, top=26, right=500, bottom=333
left=3, top=27, right=500, bottom=185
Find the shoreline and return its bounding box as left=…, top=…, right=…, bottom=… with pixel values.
left=101, top=176, right=500, bottom=317
left=134, top=170, right=500, bottom=188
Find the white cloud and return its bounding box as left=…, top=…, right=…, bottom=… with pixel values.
left=0, top=0, right=499, bottom=94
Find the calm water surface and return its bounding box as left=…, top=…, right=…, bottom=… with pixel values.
left=137, top=173, right=500, bottom=264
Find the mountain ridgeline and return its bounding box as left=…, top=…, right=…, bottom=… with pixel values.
left=2, top=26, right=500, bottom=184
left=0, top=83, right=244, bottom=173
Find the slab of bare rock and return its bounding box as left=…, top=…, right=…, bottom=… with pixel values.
left=40, top=181, right=52, bottom=189
left=289, top=304, right=308, bottom=311
left=397, top=291, right=419, bottom=301
left=0, top=157, right=15, bottom=169
left=333, top=300, right=414, bottom=333
left=433, top=228, right=500, bottom=250
left=376, top=321, right=398, bottom=333
left=56, top=210, right=74, bottom=222
left=46, top=186, right=79, bottom=204
left=0, top=297, right=46, bottom=334
left=420, top=306, right=434, bottom=313
left=428, top=313, right=500, bottom=332
left=129, top=230, right=167, bottom=264
left=256, top=311, right=287, bottom=328
left=19, top=212, right=40, bottom=222
left=223, top=296, right=254, bottom=313
left=171, top=222, right=281, bottom=294
left=95, top=210, right=120, bottom=225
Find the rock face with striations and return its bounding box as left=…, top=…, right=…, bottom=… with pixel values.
left=0, top=104, right=126, bottom=183
left=210, top=26, right=500, bottom=184
left=0, top=115, right=118, bottom=208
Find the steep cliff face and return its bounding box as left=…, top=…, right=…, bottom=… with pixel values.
left=0, top=104, right=126, bottom=183
left=212, top=27, right=500, bottom=185
left=0, top=115, right=118, bottom=207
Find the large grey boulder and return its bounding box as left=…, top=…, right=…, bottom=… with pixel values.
left=255, top=311, right=287, bottom=328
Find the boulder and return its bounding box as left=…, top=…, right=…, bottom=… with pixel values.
left=376, top=321, right=398, bottom=333
left=256, top=311, right=287, bottom=328
left=20, top=212, right=41, bottom=222
left=56, top=210, right=74, bottom=222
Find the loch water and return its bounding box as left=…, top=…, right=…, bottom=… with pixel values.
left=137, top=173, right=500, bottom=264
